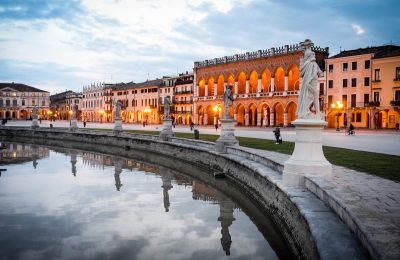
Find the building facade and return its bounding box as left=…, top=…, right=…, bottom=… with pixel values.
left=50, top=90, right=82, bottom=120
left=81, top=83, right=105, bottom=122
left=174, top=72, right=194, bottom=125
left=326, top=45, right=400, bottom=129
left=0, top=83, right=50, bottom=120
left=193, top=43, right=329, bottom=127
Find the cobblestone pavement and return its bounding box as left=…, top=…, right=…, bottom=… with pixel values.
left=5, top=120, right=400, bottom=155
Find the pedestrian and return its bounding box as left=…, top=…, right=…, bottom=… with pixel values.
left=39, top=117, right=42, bottom=124
left=215, top=123, right=218, bottom=132
left=83, top=121, right=86, bottom=128
left=273, top=127, right=282, bottom=144
left=190, top=122, right=194, bottom=131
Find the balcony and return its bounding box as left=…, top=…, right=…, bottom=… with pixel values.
left=368, top=101, right=380, bottom=107
left=175, top=90, right=194, bottom=94
left=394, top=78, right=400, bottom=82
left=371, top=79, right=381, bottom=83
left=390, top=100, right=400, bottom=107
left=174, top=100, right=193, bottom=104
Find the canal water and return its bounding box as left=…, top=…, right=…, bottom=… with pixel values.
left=0, top=142, right=292, bottom=260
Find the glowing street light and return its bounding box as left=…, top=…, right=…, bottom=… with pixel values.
left=143, top=107, right=150, bottom=125
left=99, top=109, right=104, bottom=123
left=331, top=101, right=344, bottom=131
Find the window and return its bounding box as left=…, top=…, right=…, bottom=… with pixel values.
left=343, top=79, right=348, bottom=88
left=351, top=78, right=357, bottom=87
left=364, top=94, right=369, bottom=106
left=396, top=67, right=400, bottom=80
left=42, top=100, right=45, bottom=106
left=32, top=100, right=35, bottom=106
left=374, top=69, right=381, bottom=81
left=352, top=61, right=357, bottom=70
left=0, top=99, right=3, bottom=106
left=356, top=112, right=362, bottom=122
left=395, top=90, right=400, bottom=101
left=328, top=64, right=333, bottom=73
left=351, top=94, right=356, bottom=108
left=373, top=92, right=380, bottom=102
left=342, top=95, right=347, bottom=108
left=328, top=95, right=333, bottom=108
left=328, top=80, right=333, bottom=88
left=22, top=99, right=25, bottom=106
left=365, top=60, right=370, bottom=69
left=5, top=99, right=10, bottom=106
left=364, top=77, right=370, bottom=86
left=12, top=99, right=17, bottom=106
left=343, top=63, right=348, bottom=71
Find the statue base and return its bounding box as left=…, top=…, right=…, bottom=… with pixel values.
left=283, top=119, right=332, bottom=188
left=70, top=119, right=78, bottom=131
left=113, top=119, right=123, bottom=134
left=215, top=118, right=239, bottom=153
left=159, top=118, right=174, bottom=141
left=31, top=119, right=39, bottom=129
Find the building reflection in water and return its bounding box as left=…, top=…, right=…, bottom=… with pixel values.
left=0, top=143, right=49, bottom=167
left=3, top=143, right=239, bottom=256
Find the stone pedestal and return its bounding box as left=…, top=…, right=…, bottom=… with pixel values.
left=283, top=119, right=332, bottom=187
left=31, top=119, right=39, bottom=129
left=113, top=118, right=123, bottom=134
left=70, top=119, right=78, bottom=131
left=215, top=118, right=238, bottom=153
left=159, top=118, right=174, bottom=141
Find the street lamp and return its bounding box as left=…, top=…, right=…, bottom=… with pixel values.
left=99, top=109, right=104, bottom=123
left=212, top=105, right=222, bottom=125
left=143, top=107, right=150, bottom=125
left=331, top=101, right=343, bottom=131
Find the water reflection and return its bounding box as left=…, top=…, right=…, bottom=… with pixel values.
left=0, top=142, right=286, bottom=259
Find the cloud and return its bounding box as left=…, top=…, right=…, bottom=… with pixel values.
left=351, top=23, right=365, bottom=35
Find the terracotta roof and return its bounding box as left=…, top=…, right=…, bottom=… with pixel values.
left=0, top=82, right=48, bottom=92
left=329, top=45, right=400, bottom=59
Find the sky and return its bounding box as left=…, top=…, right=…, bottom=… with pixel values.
left=0, top=0, right=399, bottom=95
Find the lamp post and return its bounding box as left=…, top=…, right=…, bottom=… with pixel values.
left=99, top=109, right=104, bottom=123
left=331, top=101, right=343, bottom=131
left=212, top=105, right=222, bottom=126
left=143, top=107, right=150, bottom=125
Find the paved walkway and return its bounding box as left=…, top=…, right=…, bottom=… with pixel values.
left=242, top=147, right=400, bottom=259
left=5, top=120, right=400, bottom=156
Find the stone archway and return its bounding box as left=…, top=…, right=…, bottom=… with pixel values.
left=274, top=103, right=284, bottom=126
left=249, top=71, right=258, bottom=94
left=197, top=106, right=204, bottom=125
left=286, top=102, right=297, bottom=126
left=261, top=69, right=272, bottom=93
left=274, top=67, right=285, bottom=92
left=247, top=103, right=257, bottom=126
left=259, top=103, right=271, bottom=127
left=198, top=79, right=205, bottom=97
left=237, top=72, right=246, bottom=94
left=217, top=74, right=225, bottom=96
left=287, top=65, right=300, bottom=91
left=236, top=103, right=245, bottom=126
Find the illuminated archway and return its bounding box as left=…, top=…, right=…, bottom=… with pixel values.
left=206, top=105, right=214, bottom=125
left=259, top=103, right=270, bottom=127
left=248, top=103, right=257, bottom=126
left=249, top=71, right=258, bottom=93
left=197, top=106, right=204, bottom=125
left=236, top=103, right=245, bottom=126
left=274, top=67, right=285, bottom=92
left=274, top=103, right=284, bottom=126
left=227, top=74, right=235, bottom=94
left=286, top=102, right=297, bottom=126
left=217, top=74, right=225, bottom=96
left=261, top=69, right=271, bottom=93
left=207, top=76, right=215, bottom=97
left=237, top=72, right=246, bottom=94
left=288, top=65, right=300, bottom=91
left=198, top=79, right=205, bottom=97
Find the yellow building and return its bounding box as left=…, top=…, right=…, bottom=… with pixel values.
left=371, top=47, right=400, bottom=129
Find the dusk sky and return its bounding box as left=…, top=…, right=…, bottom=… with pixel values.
left=0, top=0, right=399, bottom=94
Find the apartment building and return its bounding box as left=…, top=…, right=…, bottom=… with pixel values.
left=173, top=72, right=194, bottom=125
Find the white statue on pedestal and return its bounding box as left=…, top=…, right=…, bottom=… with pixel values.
left=164, top=96, right=172, bottom=118
left=72, top=104, right=78, bottom=120
left=297, top=39, right=324, bottom=120
left=223, top=85, right=234, bottom=119
left=115, top=100, right=122, bottom=120
left=32, top=106, right=38, bottom=120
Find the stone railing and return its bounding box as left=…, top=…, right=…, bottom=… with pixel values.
left=194, top=44, right=329, bottom=68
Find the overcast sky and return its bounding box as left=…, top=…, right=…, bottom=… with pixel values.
left=0, top=0, right=399, bottom=94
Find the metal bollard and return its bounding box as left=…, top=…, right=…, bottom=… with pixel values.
left=194, top=129, right=199, bottom=140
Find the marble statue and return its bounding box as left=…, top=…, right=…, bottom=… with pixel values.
left=296, top=39, right=324, bottom=120
left=72, top=104, right=78, bottom=120
left=223, top=85, right=234, bottom=119
left=32, top=106, right=38, bottom=120
left=115, top=100, right=122, bottom=120
left=164, top=96, right=172, bottom=118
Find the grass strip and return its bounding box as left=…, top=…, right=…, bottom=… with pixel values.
left=102, top=129, right=400, bottom=182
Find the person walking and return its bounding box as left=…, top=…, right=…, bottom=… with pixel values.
left=83, top=121, right=86, bottom=128
left=273, top=127, right=282, bottom=144
left=215, top=123, right=218, bottom=132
